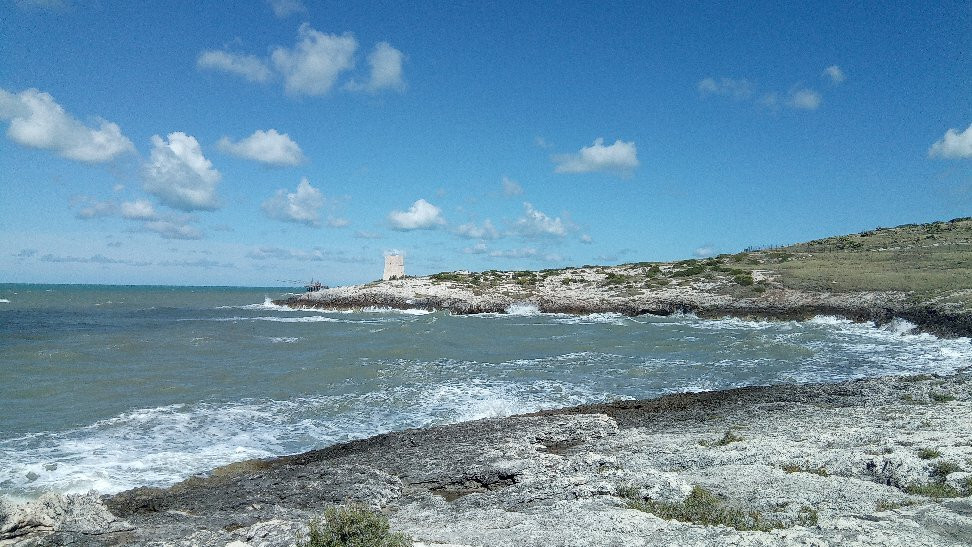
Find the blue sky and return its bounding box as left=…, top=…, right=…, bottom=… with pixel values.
left=1, top=0, right=970, bottom=286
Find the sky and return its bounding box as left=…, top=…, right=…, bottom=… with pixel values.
left=1, top=0, right=970, bottom=287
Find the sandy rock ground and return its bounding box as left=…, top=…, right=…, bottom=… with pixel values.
left=3, top=371, right=971, bottom=546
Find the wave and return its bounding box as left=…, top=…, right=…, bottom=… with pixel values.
left=0, top=298, right=9, bottom=303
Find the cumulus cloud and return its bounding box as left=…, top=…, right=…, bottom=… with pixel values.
left=553, top=138, right=639, bottom=177
left=698, top=77, right=754, bottom=100
left=271, top=24, right=358, bottom=96
left=823, top=65, right=845, bottom=84
left=267, top=0, right=304, bottom=18
left=217, top=129, right=304, bottom=166
left=502, top=176, right=523, bottom=196
left=197, top=50, right=272, bottom=83
left=789, top=88, right=822, bottom=110
left=456, top=219, right=499, bottom=239
left=929, top=124, right=972, bottom=159
left=346, top=42, right=405, bottom=93
left=143, top=132, right=221, bottom=211
left=513, top=202, right=567, bottom=238
left=580, top=234, right=592, bottom=244
left=0, top=87, right=134, bottom=163
left=120, top=199, right=157, bottom=220
left=262, top=177, right=325, bottom=226
left=389, top=199, right=446, bottom=230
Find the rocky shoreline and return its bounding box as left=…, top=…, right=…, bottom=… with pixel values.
left=3, top=370, right=971, bottom=546
left=273, top=268, right=972, bottom=338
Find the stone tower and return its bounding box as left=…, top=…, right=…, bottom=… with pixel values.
left=383, top=254, right=405, bottom=280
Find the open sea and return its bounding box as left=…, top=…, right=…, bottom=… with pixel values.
left=1, top=283, right=971, bottom=502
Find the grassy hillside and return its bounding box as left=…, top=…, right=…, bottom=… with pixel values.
left=763, top=218, right=972, bottom=309
left=420, top=218, right=972, bottom=311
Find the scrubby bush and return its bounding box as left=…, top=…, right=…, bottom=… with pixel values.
left=297, top=504, right=411, bottom=547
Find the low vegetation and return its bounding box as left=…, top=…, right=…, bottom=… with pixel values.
left=297, top=504, right=411, bottom=547
left=625, top=485, right=818, bottom=531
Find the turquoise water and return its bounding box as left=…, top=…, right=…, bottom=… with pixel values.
left=1, top=283, right=970, bottom=499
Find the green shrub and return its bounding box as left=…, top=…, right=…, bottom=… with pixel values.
left=297, top=504, right=412, bottom=547
left=733, top=273, right=754, bottom=286
left=930, top=392, right=956, bottom=403
left=917, top=448, right=940, bottom=460
left=626, top=486, right=816, bottom=531
left=714, top=430, right=743, bottom=446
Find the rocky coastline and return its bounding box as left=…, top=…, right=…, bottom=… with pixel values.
left=3, top=370, right=971, bottom=546
left=272, top=267, right=972, bottom=338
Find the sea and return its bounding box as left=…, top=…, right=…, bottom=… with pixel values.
left=1, top=283, right=970, bottom=502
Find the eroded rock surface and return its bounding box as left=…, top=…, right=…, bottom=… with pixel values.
left=4, top=371, right=971, bottom=546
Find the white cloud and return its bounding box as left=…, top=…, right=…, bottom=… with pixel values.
left=389, top=199, right=446, bottom=230
left=354, top=230, right=383, bottom=239
left=490, top=247, right=537, bottom=259
left=143, top=132, right=221, bottom=211
left=76, top=198, right=116, bottom=219
left=262, top=177, right=325, bottom=226
left=698, top=77, right=754, bottom=100
left=580, top=234, right=592, bottom=244
left=464, top=241, right=489, bottom=254
left=929, top=124, right=972, bottom=159
left=513, top=202, right=566, bottom=238
left=789, top=88, right=822, bottom=110
left=144, top=219, right=203, bottom=240
left=823, top=65, right=845, bottom=84
left=553, top=138, right=639, bottom=177
left=217, top=129, right=304, bottom=166
left=267, top=0, right=304, bottom=18
left=271, top=24, right=358, bottom=96
left=456, top=219, right=499, bottom=239
left=693, top=245, right=716, bottom=258
left=502, top=176, right=523, bottom=196
left=197, top=50, right=272, bottom=83
left=0, top=87, right=134, bottom=163
left=120, top=199, right=157, bottom=220
left=347, top=42, right=405, bottom=93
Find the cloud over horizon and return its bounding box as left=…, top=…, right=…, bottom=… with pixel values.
left=0, top=87, right=134, bottom=163
left=553, top=138, right=639, bottom=177
left=513, top=202, right=567, bottom=238
left=218, top=129, right=304, bottom=166
left=389, top=199, right=446, bottom=230
left=143, top=132, right=221, bottom=211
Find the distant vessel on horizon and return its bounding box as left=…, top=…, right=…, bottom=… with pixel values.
left=304, top=280, right=326, bottom=292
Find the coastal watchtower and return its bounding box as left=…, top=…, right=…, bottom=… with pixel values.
left=383, top=254, right=405, bottom=280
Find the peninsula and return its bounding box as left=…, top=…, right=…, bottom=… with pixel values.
left=278, top=218, right=972, bottom=337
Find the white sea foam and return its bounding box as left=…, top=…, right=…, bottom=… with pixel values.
left=554, top=313, right=628, bottom=325
left=270, top=337, right=300, bottom=343
left=362, top=307, right=433, bottom=315
left=506, top=302, right=541, bottom=316
left=0, top=298, right=9, bottom=303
